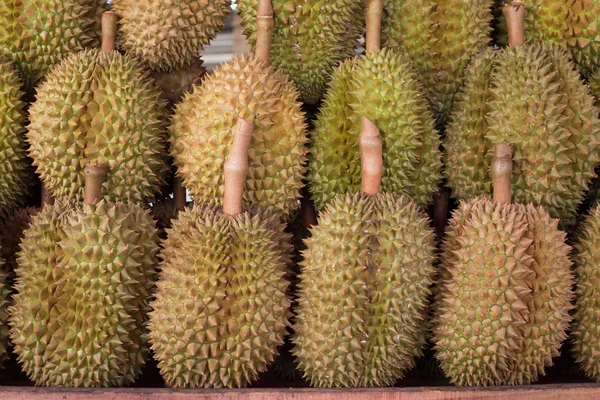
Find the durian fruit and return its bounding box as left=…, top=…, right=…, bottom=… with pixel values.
left=308, top=41, right=442, bottom=210
left=149, top=8, right=291, bottom=387
left=27, top=12, right=168, bottom=204
left=381, top=0, right=493, bottom=126
left=0, top=0, right=106, bottom=85
left=170, top=10, right=308, bottom=217
left=237, top=0, right=364, bottom=103
left=444, top=2, right=600, bottom=221
left=294, top=7, right=436, bottom=386
left=9, top=163, right=160, bottom=387
left=0, top=62, right=32, bottom=217
left=110, top=0, right=229, bottom=72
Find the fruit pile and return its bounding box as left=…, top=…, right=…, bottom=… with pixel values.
left=0, top=0, right=599, bottom=389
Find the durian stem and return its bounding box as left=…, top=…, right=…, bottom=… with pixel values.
left=491, top=144, right=513, bottom=204
left=503, top=1, right=525, bottom=47
left=102, top=12, right=119, bottom=53
left=173, top=176, right=186, bottom=211
left=223, top=118, right=255, bottom=216
left=84, top=163, right=107, bottom=205
left=41, top=184, right=54, bottom=206
left=365, top=0, right=383, bottom=53
left=360, top=117, right=383, bottom=195
left=255, top=0, right=274, bottom=63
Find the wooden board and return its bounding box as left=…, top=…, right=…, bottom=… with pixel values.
left=1, top=383, right=599, bottom=400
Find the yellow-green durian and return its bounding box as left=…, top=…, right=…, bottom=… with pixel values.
left=9, top=199, right=159, bottom=387
left=27, top=49, right=169, bottom=203
left=111, top=0, right=229, bottom=72
left=309, top=49, right=442, bottom=210
left=293, top=192, right=436, bottom=387
left=0, top=0, right=106, bottom=85
left=434, top=198, right=574, bottom=386
left=170, top=55, right=308, bottom=217
left=444, top=43, right=600, bottom=220
left=236, top=0, right=364, bottom=103
left=148, top=204, right=292, bottom=388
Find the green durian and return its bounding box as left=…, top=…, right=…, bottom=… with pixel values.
left=0, top=0, right=106, bottom=85
left=148, top=204, right=292, bottom=388
left=170, top=55, right=308, bottom=217
left=9, top=199, right=160, bottom=387
left=293, top=192, right=436, bottom=387
left=444, top=43, right=600, bottom=220
left=111, top=0, right=229, bottom=72
left=236, top=0, right=364, bottom=103
left=309, top=49, right=442, bottom=210
left=27, top=49, right=169, bottom=203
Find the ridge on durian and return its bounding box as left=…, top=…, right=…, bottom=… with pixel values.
left=236, top=0, right=364, bottom=103
left=110, top=0, right=229, bottom=72
left=309, top=49, right=442, bottom=210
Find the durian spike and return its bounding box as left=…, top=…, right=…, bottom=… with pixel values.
left=41, top=184, right=54, bottom=206
left=255, top=0, right=274, bottom=63
left=102, top=11, right=119, bottom=53
left=503, top=1, right=525, bottom=47
left=84, top=163, right=107, bottom=205
left=360, top=117, right=383, bottom=195
left=223, top=118, right=255, bottom=216
left=365, top=0, right=383, bottom=53
left=491, top=144, right=513, bottom=204
left=173, top=176, right=187, bottom=211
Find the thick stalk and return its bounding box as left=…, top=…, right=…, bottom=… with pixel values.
left=173, top=176, right=187, bottom=211
left=503, top=1, right=525, bottom=47
left=84, top=163, right=107, bottom=205
left=223, top=118, right=255, bottom=216
left=365, top=0, right=383, bottom=53
left=360, top=117, right=383, bottom=195
left=102, top=12, right=119, bottom=53
left=491, top=144, right=512, bottom=204
left=255, top=0, right=274, bottom=63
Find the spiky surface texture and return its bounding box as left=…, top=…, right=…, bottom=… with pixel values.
left=170, top=56, right=308, bottom=217
left=571, top=204, right=600, bottom=381
left=237, top=0, right=363, bottom=104
left=28, top=49, right=168, bottom=204
left=382, top=0, right=493, bottom=126
left=111, top=0, right=229, bottom=72
left=9, top=200, right=159, bottom=387
left=444, top=44, right=600, bottom=220
left=434, top=199, right=573, bottom=386
left=0, top=262, right=9, bottom=367
left=309, top=50, right=442, bottom=210
left=0, top=0, right=104, bottom=85
left=0, top=63, right=30, bottom=217
left=149, top=204, right=292, bottom=388
left=293, top=192, right=435, bottom=387
left=0, top=207, right=39, bottom=274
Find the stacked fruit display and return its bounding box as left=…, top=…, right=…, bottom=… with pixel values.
left=0, top=0, right=598, bottom=392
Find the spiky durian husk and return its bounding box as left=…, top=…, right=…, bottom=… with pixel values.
left=9, top=200, right=159, bottom=387
left=0, top=0, right=104, bottom=86
left=0, top=62, right=31, bottom=217
left=382, top=0, right=493, bottom=126
left=111, top=0, right=229, bottom=72
left=444, top=43, right=600, bottom=220
left=293, top=192, right=436, bottom=387
left=571, top=204, right=600, bottom=381
left=309, top=49, right=442, bottom=210
left=27, top=49, right=169, bottom=204
left=149, top=204, right=292, bottom=388
left=237, top=0, right=364, bottom=104
left=170, top=56, right=308, bottom=217
left=0, top=207, right=39, bottom=274
left=433, top=199, right=573, bottom=386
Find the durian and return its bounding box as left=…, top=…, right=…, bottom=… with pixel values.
left=0, top=0, right=106, bottom=85
left=9, top=163, right=160, bottom=387
left=237, top=0, right=364, bottom=103
left=27, top=12, right=169, bottom=204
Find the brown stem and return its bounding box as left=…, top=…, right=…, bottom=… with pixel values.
left=223, top=118, right=254, bottom=216
left=41, top=184, right=55, bottom=206
left=173, top=176, right=187, bottom=211
left=84, top=163, right=107, bottom=205
left=360, top=117, right=383, bottom=195
left=503, top=1, right=525, bottom=47
left=365, top=0, right=383, bottom=53
left=255, top=0, right=274, bottom=63
left=491, top=144, right=512, bottom=204
left=102, top=11, right=119, bottom=53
